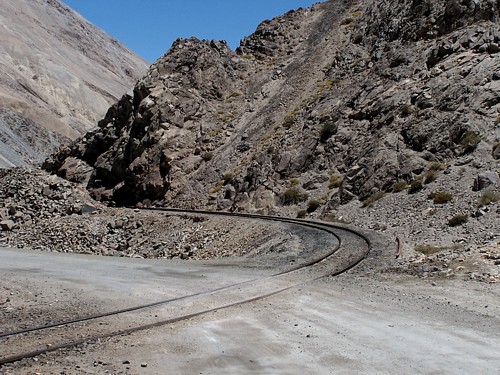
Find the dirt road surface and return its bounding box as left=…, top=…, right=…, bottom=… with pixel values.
left=1, top=244, right=499, bottom=374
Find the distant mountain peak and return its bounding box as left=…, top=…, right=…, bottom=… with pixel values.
left=0, top=0, right=149, bottom=167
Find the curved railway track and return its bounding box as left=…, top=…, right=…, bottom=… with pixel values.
left=0, top=208, right=371, bottom=367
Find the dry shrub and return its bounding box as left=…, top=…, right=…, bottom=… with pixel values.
left=429, top=162, right=446, bottom=171
left=478, top=190, right=500, bottom=207
left=392, top=181, right=408, bottom=192
left=424, top=170, right=438, bottom=184
left=296, top=210, right=307, bottom=218
left=460, top=131, right=481, bottom=154
left=428, top=191, right=453, bottom=204
left=307, top=199, right=323, bottom=213
left=448, top=214, right=468, bottom=227
left=281, top=188, right=308, bottom=206
left=362, top=191, right=385, bottom=207
left=201, top=152, right=213, bottom=162
left=329, top=174, right=343, bottom=189
left=409, top=177, right=423, bottom=194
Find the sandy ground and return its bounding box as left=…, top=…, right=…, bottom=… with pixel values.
left=1, top=239, right=499, bottom=375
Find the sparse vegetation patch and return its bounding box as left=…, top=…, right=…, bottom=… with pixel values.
left=307, top=199, right=324, bottom=213
left=317, top=79, right=335, bottom=91
left=414, top=245, right=446, bottom=255
left=209, top=185, right=222, bottom=194
left=340, top=17, right=355, bottom=26
left=329, top=174, right=343, bottom=189
left=459, top=131, right=481, bottom=154
left=223, top=173, right=233, bottom=185
left=362, top=191, right=385, bottom=207
left=429, top=162, right=446, bottom=171
left=428, top=191, right=453, bottom=204
left=297, top=210, right=307, bottom=218
left=201, top=151, right=214, bottom=162
left=409, top=177, right=424, bottom=194
left=400, top=103, right=415, bottom=117
left=392, top=181, right=408, bottom=192
left=424, top=170, right=438, bottom=184
left=448, top=214, right=468, bottom=227
left=303, top=92, right=322, bottom=106
left=281, top=187, right=308, bottom=206
left=478, top=190, right=500, bottom=207
left=226, top=91, right=242, bottom=100
left=283, top=109, right=299, bottom=128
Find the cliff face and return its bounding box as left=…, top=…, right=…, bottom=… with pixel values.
left=0, top=0, right=149, bottom=167
left=45, top=0, right=499, bottom=218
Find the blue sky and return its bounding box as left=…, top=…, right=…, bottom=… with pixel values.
left=62, top=1, right=322, bottom=63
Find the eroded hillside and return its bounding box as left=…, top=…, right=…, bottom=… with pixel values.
left=0, top=0, right=148, bottom=167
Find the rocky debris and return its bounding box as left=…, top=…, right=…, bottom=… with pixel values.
left=0, top=168, right=100, bottom=230
left=0, top=169, right=297, bottom=260
left=393, top=242, right=500, bottom=284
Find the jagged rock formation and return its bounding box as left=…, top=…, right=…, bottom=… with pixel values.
left=0, top=0, right=148, bottom=167
left=45, top=0, right=499, bottom=222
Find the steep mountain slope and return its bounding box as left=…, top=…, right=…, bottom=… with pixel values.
left=0, top=0, right=148, bottom=167
left=45, top=0, right=499, bottom=249
left=44, top=1, right=353, bottom=202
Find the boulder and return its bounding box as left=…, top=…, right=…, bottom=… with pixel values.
left=80, top=204, right=98, bottom=215
left=59, top=157, right=93, bottom=183
left=0, top=220, right=16, bottom=231
left=493, top=143, right=500, bottom=160
left=0, top=208, right=9, bottom=221
left=473, top=172, right=500, bottom=191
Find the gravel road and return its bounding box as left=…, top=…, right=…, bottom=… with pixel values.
left=1, top=241, right=499, bottom=374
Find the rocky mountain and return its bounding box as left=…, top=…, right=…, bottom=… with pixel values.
left=45, top=0, right=499, bottom=250
left=0, top=0, right=148, bottom=167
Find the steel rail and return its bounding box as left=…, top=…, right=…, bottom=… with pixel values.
left=0, top=214, right=340, bottom=339
left=0, top=208, right=371, bottom=367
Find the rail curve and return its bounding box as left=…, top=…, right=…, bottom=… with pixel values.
left=0, top=208, right=371, bottom=367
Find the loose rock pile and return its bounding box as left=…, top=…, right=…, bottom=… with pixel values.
left=407, top=244, right=500, bottom=283
left=0, top=168, right=98, bottom=230
left=0, top=168, right=295, bottom=260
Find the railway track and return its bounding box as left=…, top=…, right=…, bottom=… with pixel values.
left=0, top=208, right=371, bottom=367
